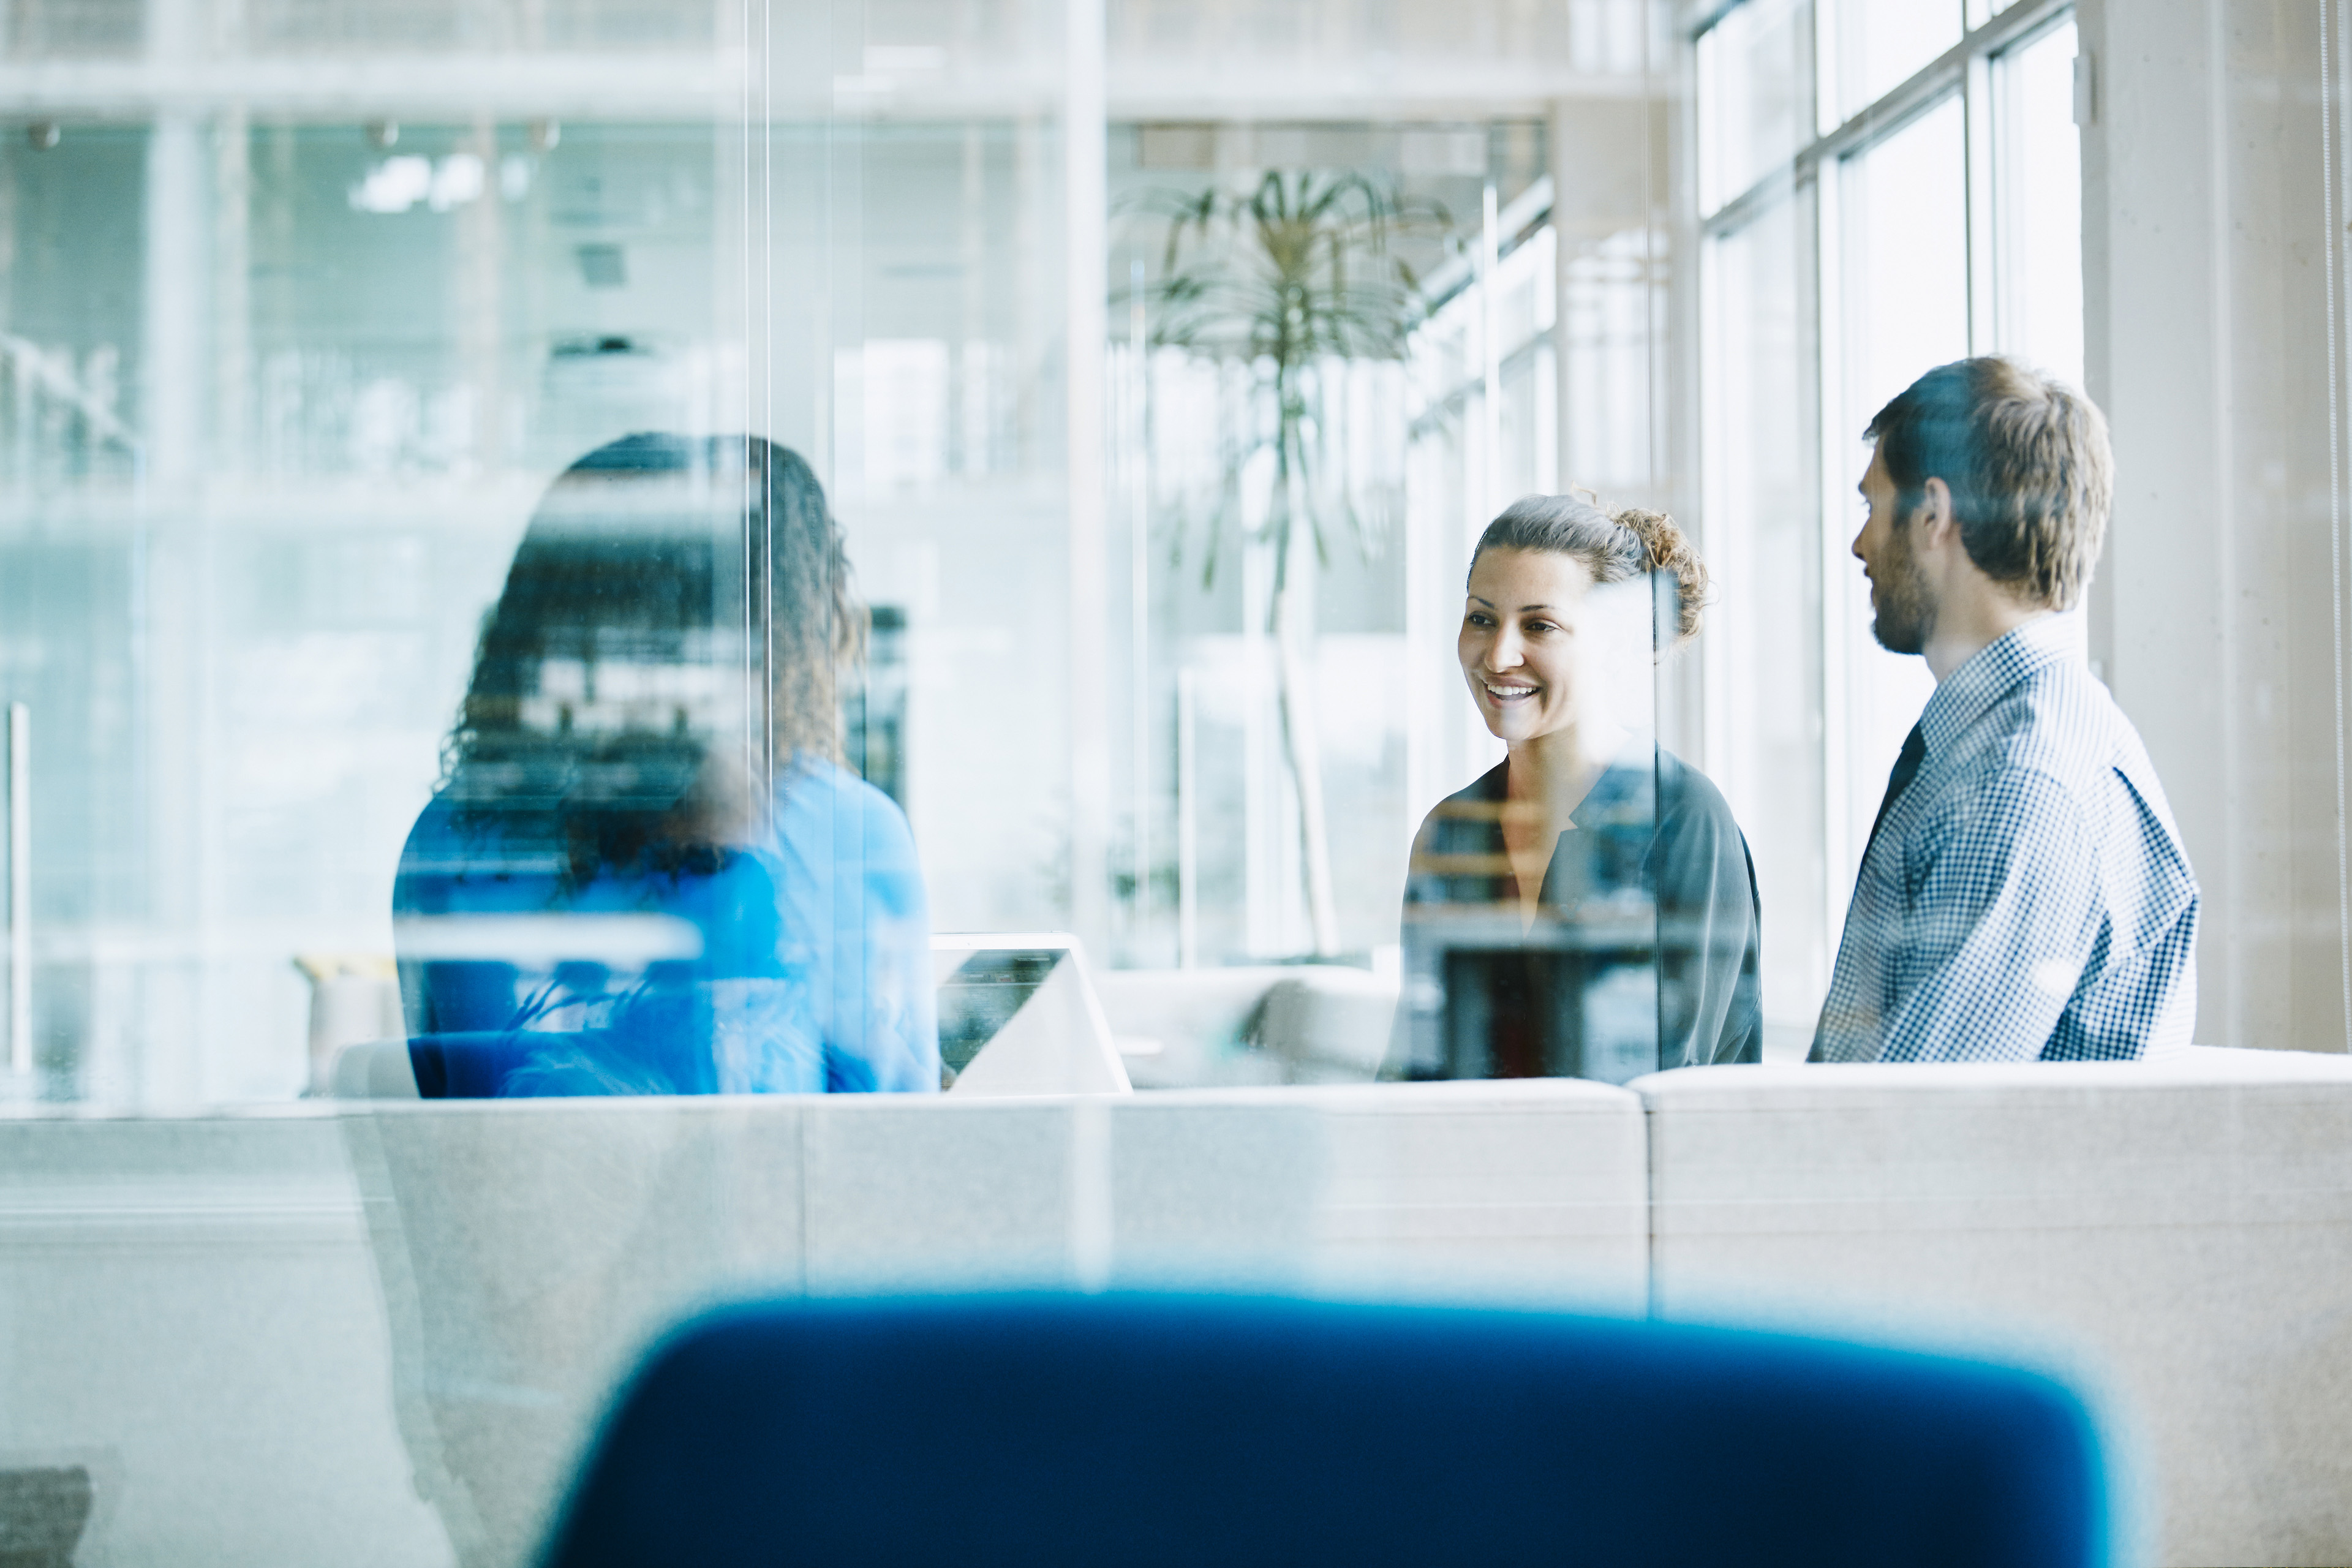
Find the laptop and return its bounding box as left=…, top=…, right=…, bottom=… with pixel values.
left=931, top=932, right=1131, bottom=1096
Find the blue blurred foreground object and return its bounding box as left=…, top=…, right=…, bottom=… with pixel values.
left=541, top=1294, right=2108, bottom=1568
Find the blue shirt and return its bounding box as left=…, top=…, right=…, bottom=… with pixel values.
left=1812, top=617, right=2199, bottom=1063
left=393, top=756, right=940, bottom=1096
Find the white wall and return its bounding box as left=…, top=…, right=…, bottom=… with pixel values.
left=2081, top=0, right=2352, bottom=1054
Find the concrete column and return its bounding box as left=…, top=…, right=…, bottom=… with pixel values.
left=212, top=107, right=248, bottom=476
left=138, top=0, right=216, bottom=1098
left=143, top=115, right=208, bottom=491
left=2081, top=0, right=2352, bottom=1052
left=453, top=116, right=500, bottom=473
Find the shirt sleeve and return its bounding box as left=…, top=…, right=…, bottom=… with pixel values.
left=826, top=782, right=941, bottom=1093
left=1875, top=768, right=2105, bottom=1062
left=1652, top=786, right=1763, bottom=1068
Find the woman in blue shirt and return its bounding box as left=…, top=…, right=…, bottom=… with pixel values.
left=393, top=434, right=939, bottom=1096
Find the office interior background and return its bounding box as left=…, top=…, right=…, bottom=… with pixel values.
left=0, top=0, right=2337, bottom=1098
left=8, top=5, right=2352, bottom=1568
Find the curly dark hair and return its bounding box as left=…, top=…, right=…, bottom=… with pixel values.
left=438, top=432, right=862, bottom=886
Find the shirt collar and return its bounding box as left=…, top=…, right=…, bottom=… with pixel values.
left=1566, top=733, right=1659, bottom=830
left=1918, top=613, right=2083, bottom=757
left=1468, top=733, right=1659, bottom=828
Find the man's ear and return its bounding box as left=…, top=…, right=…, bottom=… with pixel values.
left=1912, top=476, right=1958, bottom=551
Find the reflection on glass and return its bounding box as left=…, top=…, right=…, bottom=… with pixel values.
left=1835, top=0, right=1962, bottom=122
left=1396, top=494, right=1761, bottom=1082
left=1998, top=20, right=2084, bottom=386
left=392, top=434, right=939, bottom=1096
left=1837, top=94, right=1966, bottom=888
left=1704, top=194, right=1827, bottom=1049
left=1112, top=125, right=1545, bottom=968
left=1697, top=0, right=1811, bottom=214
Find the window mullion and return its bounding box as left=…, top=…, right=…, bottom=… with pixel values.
left=1964, top=48, right=1999, bottom=355
left=1812, top=154, right=1855, bottom=933
left=1812, top=0, right=1839, bottom=140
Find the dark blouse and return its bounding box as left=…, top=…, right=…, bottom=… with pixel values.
left=1396, top=747, right=1762, bottom=1079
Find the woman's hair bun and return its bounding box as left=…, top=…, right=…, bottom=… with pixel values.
left=1611, top=507, right=1708, bottom=643
left=1471, top=491, right=1711, bottom=646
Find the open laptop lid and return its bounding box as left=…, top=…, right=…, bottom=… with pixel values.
left=931, top=933, right=1130, bottom=1096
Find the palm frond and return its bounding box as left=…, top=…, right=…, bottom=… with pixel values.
left=1129, top=169, right=1452, bottom=582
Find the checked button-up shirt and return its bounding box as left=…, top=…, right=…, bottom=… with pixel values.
left=1811, top=616, right=2200, bottom=1063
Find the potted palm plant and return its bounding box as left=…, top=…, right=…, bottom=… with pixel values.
left=1132, top=170, right=1449, bottom=957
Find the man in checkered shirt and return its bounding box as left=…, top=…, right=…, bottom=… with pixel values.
left=1811, top=357, right=2199, bottom=1063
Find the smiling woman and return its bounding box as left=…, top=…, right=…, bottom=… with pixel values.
left=1390, top=493, right=1762, bottom=1083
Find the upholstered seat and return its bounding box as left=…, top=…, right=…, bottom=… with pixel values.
left=543, top=1292, right=2106, bottom=1568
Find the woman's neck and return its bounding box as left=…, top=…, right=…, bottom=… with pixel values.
left=1504, top=717, right=1628, bottom=817
left=1496, top=718, right=1629, bottom=925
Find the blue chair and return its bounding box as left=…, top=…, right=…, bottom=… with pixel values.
left=542, top=1294, right=2108, bottom=1568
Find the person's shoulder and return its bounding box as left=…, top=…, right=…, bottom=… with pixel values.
left=393, top=789, right=473, bottom=880
left=1646, top=750, right=1757, bottom=914
left=1971, top=660, right=2148, bottom=807
left=1937, top=710, right=2105, bottom=851
left=777, top=756, right=921, bottom=856
left=391, top=787, right=556, bottom=913
left=1412, top=759, right=1509, bottom=842
left=783, top=755, right=895, bottom=809
left=1654, top=746, right=1725, bottom=807
left=1653, top=747, right=1741, bottom=832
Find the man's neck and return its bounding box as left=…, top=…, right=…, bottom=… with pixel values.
left=1923, top=594, right=2049, bottom=682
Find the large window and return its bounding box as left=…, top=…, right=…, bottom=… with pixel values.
left=1695, top=0, right=2086, bottom=1052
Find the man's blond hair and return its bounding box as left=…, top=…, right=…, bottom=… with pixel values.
left=1865, top=356, right=2113, bottom=611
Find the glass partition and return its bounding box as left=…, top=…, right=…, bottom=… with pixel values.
left=1701, top=191, right=1825, bottom=1047
left=5, top=0, right=2295, bottom=1095
left=0, top=0, right=1692, bottom=1104
left=13, top=1, right=2352, bottom=1566
left=0, top=1, right=1099, bottom=1106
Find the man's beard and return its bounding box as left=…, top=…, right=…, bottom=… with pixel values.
left=1870, top=519, right=1936, bottom=655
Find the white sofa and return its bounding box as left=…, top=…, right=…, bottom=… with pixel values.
left=0, top=1111, right=451, bottom=1568
left=1093, top=965, right=1403, bottom=1086
left=7, top=1048, right=2352, bottom=1567
left=341, top=1080, right=1645, bottom=1568
left=1641, top=1048, right=2352, bottom=1568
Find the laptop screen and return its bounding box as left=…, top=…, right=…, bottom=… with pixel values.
left=934, top=946, right=1067, bottom=1084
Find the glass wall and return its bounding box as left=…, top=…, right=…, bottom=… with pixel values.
left=15, top=2, right=2352, bottom=1564
left=0, top=0, right=1099, bottom=1103
left=6, top=0, right=2332, bottom=1085
left=0, top=0, right=1677, bottom=1104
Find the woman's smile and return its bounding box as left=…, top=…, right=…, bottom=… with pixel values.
left=1458, top=546, right=1597, bottom=744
